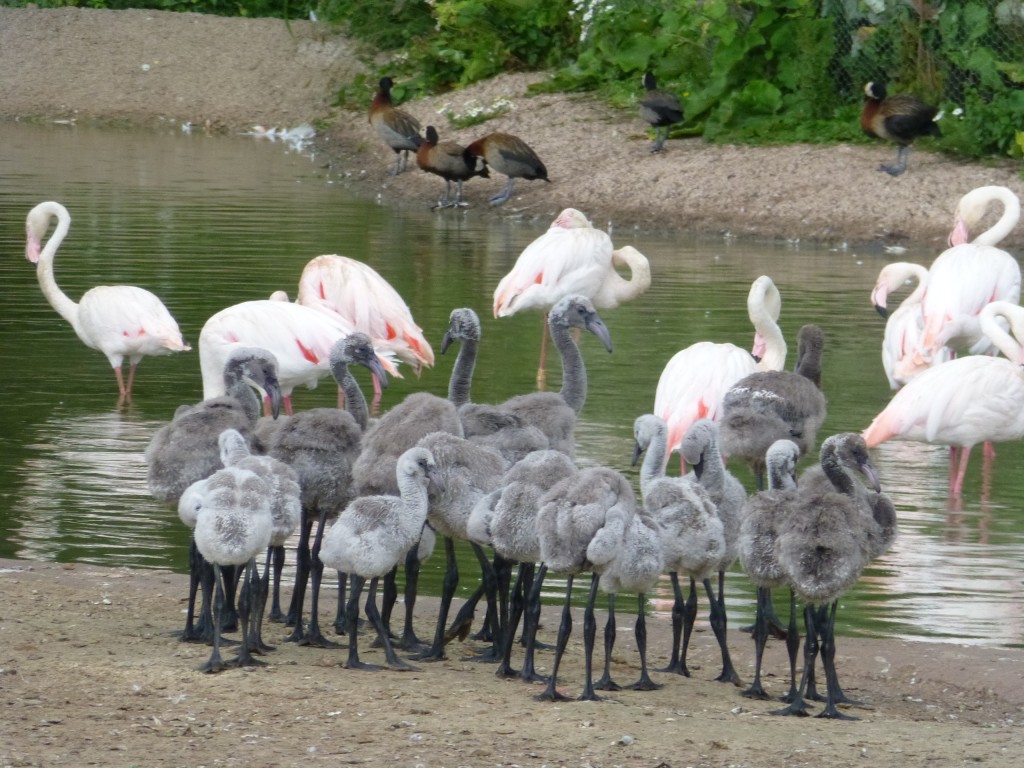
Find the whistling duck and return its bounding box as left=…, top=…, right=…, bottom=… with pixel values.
left=369, top=76, right=422, bottom=175
left=861, top=81, right=941, bottom=176
left=639, top=72, right=684, bottom=153
left=464, top=131, right=549, bottom=206
left=414, top=125, right=489, bottom=208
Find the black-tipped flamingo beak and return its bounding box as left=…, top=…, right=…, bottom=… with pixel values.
left=585, top=313, right=613, bottom=353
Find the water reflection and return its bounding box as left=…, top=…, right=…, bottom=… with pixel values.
left=2, top=120, right=1023, bottom=648
left=11, top=410, right=185, bottom=567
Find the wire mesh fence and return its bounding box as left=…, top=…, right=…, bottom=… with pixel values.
left=824, top=0, right=1024, bottom=106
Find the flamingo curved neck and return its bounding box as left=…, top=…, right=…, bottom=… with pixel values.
left=638, top=427, right=668, bottom=498
left=601, top=248, right=652, bottom=305
left=972, top=188, right=1020, bottom=246
left=821, top=446, right=856, bottom=497
left=895, top=263, right=929, bottom=308
left=32, top=204, right=81, bottom=333
left=979, top=302, right=1024, bottom=361
left=749, top=282, right=786, bottom=371
left=447, top=336, right=478, bottom=408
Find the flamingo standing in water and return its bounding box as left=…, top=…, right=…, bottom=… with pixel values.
left=870, top=261, right=951, bottom=388
left=914, top=186, right=1020, bottom=366
left=199, top=299, right=398, bottom=414
left=653, top=275, right=786, bottom=471
left=492, top=208, right=649, bottom=380
left=24, top=201, right=190, bottom=400
left=295, top=254, right=433, bottom=403
left=863, top=300, right=1024, bottom=497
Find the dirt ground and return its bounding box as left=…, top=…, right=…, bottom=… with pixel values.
left=2, top=8, right=1024, bottom=767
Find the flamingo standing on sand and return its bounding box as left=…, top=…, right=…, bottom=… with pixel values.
left=913, top=186, right=1020, bottom=366
left=492, top=208, right=649, bottom=380
left=863, top=300, right=1024, bottom=497
left=24, top=201, right=191, bottom=400
left=653, top=275, right=786, bottom=471
left=295, top=254, right=433, bottom=402
left=199, top=299, right=398, bottom=414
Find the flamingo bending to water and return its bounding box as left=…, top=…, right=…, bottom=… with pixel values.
left=24, top=201, right=190, bottom=399
left=199, top=299, right=398, bottom=413
left=296, top=254, right=433, bottom=400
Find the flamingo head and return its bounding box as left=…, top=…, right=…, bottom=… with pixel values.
left=441, top=307, right=481, bottom=354
left=948, top=215, right=970, bottom=247
left=549, top=294, right=613, bottom=353
left=750, top=331, right=767, bottom=362
left=550, top=208, right=591, bottom=230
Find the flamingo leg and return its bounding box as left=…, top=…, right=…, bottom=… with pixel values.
left=951, top=445, right=973, bottom=498
left=593, top=592, right=620, bottom=691
left=629, top=592, right=663, bottom=691
left=577, top=574, right=603, bottom=702
left=659, top=571, right=686, bottom=675
left=705, top=576, right=740, bottom=685
left=535, top=573, right=574, bottom=702
left=519, top=563, right=548, bottom=683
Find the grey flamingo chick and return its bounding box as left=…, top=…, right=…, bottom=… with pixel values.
left=682, top=418, right=747, bottom=683
left=218, top=429, right=300, bottom=653
left=146, top=347, right=281, bottom=643
left=412, top=430, right=506, bottom=661
left=720, top=324, right=827, bottom=489
left=352, top=306, right=476, bottom=648
left=586, top=499, right=665, bottom=692
left=632, top=414, right=730, bottom=681
left=494, top=294, right=614, bottom=458
left=773, top=433, right=895, bottom=719
left=179, top=465, right=272, bottom=673
left=737, top=439, right=801, bottom=700
left=534, top=466, right=637, bottom=702
left=319, top=447, right=443, bottom=670
left=269, top=333, right=388, bottom=647
left=465, top=449, right=579, bottom=680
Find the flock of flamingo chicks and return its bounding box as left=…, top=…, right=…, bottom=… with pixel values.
left=21, top=176, right=1021, bottom=718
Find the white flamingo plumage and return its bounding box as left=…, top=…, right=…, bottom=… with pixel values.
left=863, top=300, right=1024, bottom=497
left=198, top=299, right=398, bottom=413
left=296, top=254, right=434, bottom=397
left=492, top=208, right=649, bottom=377
left=24, top=201, right=190, bottom=399
left=915, top=186, right=1021, bottom=364
left=653, top=275, right=786, bottom=469
left=870, top=261, right=950, bottom=388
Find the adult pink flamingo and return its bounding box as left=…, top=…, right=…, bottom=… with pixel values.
left=492, top=208, right=650, bottom=380
left=199, top=299, right=398, bottom=414
left=870, top=261, right=950, bottom=388
left=653, top=275, right=786, bottom=471
left=295, top=254, right=433, bottom=401
left=24, top=201, right=190, bottom=400
left=914, top=186, right=1020, bottom=365
left=863, top=300, right=1024, bottom=497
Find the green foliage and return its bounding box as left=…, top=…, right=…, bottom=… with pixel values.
left=317, top=0, right=577, bottom=94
